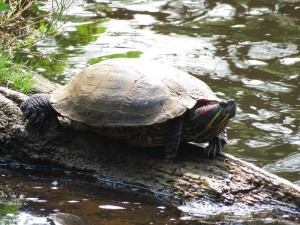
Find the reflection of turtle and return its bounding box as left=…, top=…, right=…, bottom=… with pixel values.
left=20, top=58, right=236, bottom=161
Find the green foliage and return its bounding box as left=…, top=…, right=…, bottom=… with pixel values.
left=0, top=0, right=74, bottom=53
left=0, top=1, right=11, bottom=13
left=51, top=0, right=74, bottom=31
left=0, top=203, right=19, bottom=216
left=0, top=0, right=74, bottom=93
left=38, top=22, right=49, bottom=34
left=0, top=54, right=35, bottom=93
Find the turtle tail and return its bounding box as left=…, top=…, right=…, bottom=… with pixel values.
left=20, top=93, right=59, bottom=130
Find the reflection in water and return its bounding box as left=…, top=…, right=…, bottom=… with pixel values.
left=264, top=153, right=300, bottom=173
left=1, top=168, right=298, bottom=225
left=247, top=42, right=298, bottom=60
left=2, top=212, right=49, bottom=225
left=0, top=169, right=193, bottom=225
left=12, top=0, right=300, bottom=222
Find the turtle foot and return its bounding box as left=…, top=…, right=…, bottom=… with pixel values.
left=20, top=94, right=58, bottom=131
left=205, top=137, right=225, bottom=158
left=164, top=151, right=177, bottom=163
left=164, top=142, right=179, bottom=163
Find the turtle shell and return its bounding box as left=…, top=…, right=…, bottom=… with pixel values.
left=50, top=58, right=220, bottom=127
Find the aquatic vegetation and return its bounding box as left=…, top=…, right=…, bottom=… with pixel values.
left=0, top=0, right=73, bottom=93
left=0, top=0, right=73, bottom=53
left=0, top=203, right=20, bottom=216
left=88, top=51, right=143, bottom=64
left=0, top=54, right=34, bottom=93
left=0, top=1, right=10, bottom=13
left=0, top=0, right=36, bottom=51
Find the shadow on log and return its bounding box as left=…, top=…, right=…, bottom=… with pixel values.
left=0, top=77, right=299, bottom=223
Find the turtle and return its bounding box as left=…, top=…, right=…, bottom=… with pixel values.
left=20, top=58, right=236, bottom=161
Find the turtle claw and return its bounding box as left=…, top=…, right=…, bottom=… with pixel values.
left=205, top=137, right=225, bottom=158
left=164, top=151, right=177, bottom=163
left=22, top=106, right=46, bottom=129
left=164, top=142, right=178, bottom=163
left=23, top=111, right=47, bottom=133
left=164, top=119, right=182, bottom=163
left=20, top=94, right=59, bottom=131
left=26, top=112, right=38, bottom=127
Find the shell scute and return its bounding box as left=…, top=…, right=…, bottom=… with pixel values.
left=50, top=58, right=219, bottom=127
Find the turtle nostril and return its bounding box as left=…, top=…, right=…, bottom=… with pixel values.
left=227, top=99, right=235, bottom=105
left=219, top=101, right=228, bottom=108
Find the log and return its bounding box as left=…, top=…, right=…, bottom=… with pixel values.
left=0, top=77, right=299, bottom=223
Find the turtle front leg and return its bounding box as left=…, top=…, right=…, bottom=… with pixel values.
left=205, top=129, right=227, bottom=158
left=164, top=118, right=183, bottom=162
left=20, top=94, right=59, bottom=131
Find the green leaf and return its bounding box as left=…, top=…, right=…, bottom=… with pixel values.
left=0, top=2, right=11, bottom=13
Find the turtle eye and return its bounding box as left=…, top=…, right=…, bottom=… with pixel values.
left=219, top=101, right=228, bottom=108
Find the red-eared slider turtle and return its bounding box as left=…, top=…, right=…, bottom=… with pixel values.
left=20, top=58, right=236, bottom=161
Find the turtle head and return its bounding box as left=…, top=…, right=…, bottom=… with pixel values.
left=188, top=99, right=236, bottom=142
left=194, top=99, right=236, bottom=119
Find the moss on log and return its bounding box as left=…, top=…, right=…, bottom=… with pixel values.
left=0, top=77, right=299, bottom=222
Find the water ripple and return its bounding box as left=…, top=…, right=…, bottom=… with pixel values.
left=252, top=122, right=293, bottom=134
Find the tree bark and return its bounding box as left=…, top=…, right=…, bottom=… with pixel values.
left=0, top=77, right=299, bottom=222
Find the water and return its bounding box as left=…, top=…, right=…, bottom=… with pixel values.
left=0, top=168, right=297, bottom=225
left=12, top=0, right=300, bottom=223
left=0, top=168, right=190, bottom=225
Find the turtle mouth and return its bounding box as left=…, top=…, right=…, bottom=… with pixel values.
left=219, top=99, right=236, bottom=119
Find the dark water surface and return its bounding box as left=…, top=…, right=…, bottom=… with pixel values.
left=12, top=0, right=300, bottom=223
left=0, top=168, right=192, bottom=225
left=0, top=167, right=296, bottom=225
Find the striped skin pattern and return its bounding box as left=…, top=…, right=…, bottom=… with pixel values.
left=90, top=100, right=236, bottom=148
left=183, top=100, right=236, bottom=144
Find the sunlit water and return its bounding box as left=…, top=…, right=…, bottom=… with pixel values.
left=12, top=0, right=300, bottom=223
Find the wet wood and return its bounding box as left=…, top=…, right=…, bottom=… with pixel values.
left=0, top=79, right=299, bottom=221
